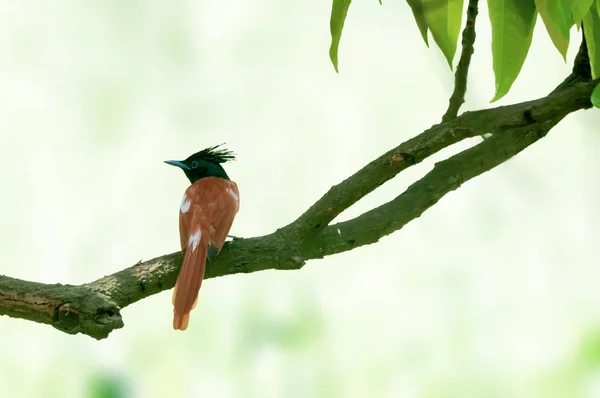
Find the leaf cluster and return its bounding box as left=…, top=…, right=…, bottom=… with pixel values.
left=330, top=0, right=600, bottom=102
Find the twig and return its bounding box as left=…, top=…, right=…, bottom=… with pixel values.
left=551, top=28, right=591, bottom=94
left=442, top=0, right=479, bottom=122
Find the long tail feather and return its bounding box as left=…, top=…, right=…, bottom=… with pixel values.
left=172, top=232, right=208, bottom=330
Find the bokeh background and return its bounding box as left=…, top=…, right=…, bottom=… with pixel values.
left=1, top=0, right=600, bottom=397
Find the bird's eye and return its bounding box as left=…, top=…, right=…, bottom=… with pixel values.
left=191, top=161, right=199, bottom=169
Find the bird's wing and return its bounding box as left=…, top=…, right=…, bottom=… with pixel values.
left=208, top=181, right=240, bottom=251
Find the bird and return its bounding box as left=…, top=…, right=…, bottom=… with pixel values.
left=164, top=144, right=240, bottom=330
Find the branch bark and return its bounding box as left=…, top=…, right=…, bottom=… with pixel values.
left=442, top=0, right=479, bottom=122
left=1, top=39, right=597, bottom=339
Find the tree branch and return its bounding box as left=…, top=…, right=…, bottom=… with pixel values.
left=1, top=40, right=597, bottom=340
left=293, top=79, right=595, bottom=234
left=0, top=274, right=124, bottom=339
left=442, top=0, right=479, bottom=122
left=552, top=28, right=591, bottom=94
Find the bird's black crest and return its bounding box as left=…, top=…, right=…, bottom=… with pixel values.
left=188, top=144, right=236, bottom=164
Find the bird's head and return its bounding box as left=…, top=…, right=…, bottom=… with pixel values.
left=165, top=144, right=235, bottom=184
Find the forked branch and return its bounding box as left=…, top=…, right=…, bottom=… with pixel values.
left=0, top=36, right=596, bottom=339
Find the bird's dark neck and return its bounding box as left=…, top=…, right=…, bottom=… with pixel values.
left=188, top=174, right=230, bottom=184
left=186, top=164, right=230, bottom=184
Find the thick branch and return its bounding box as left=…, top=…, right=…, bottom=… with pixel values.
left=293, top=79, right=597, bottom=234
left=0, top=42, right=596, bottom=340
left=0, top=275, right=123, bottom=339
left=314, top=118, right=562, bottom=255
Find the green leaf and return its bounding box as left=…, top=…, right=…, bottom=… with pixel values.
left=572, top=0, right=594, bottom=23
left=536, top=0, right=570, bottom=59
left=406, top=0, right=430, bottom=46
left=488, top=0, right=538, bottom=101
left=544, top=0, right=573, bottom=34
left=422, top=0, right=464, bottom=68
left=583, top=0, right=600, bottom=79
left=329, top=0, right=352, bottom=73
left=592, top=83, right=600, bottom=107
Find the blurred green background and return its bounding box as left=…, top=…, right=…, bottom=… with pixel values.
left=1, top=1, right=600, bottom=397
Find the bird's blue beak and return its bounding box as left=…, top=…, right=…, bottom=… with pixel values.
left=164, top=160, right=190, bottom=170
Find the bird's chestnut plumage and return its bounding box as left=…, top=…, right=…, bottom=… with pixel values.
left=165, top=145, right=239, bottom=330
